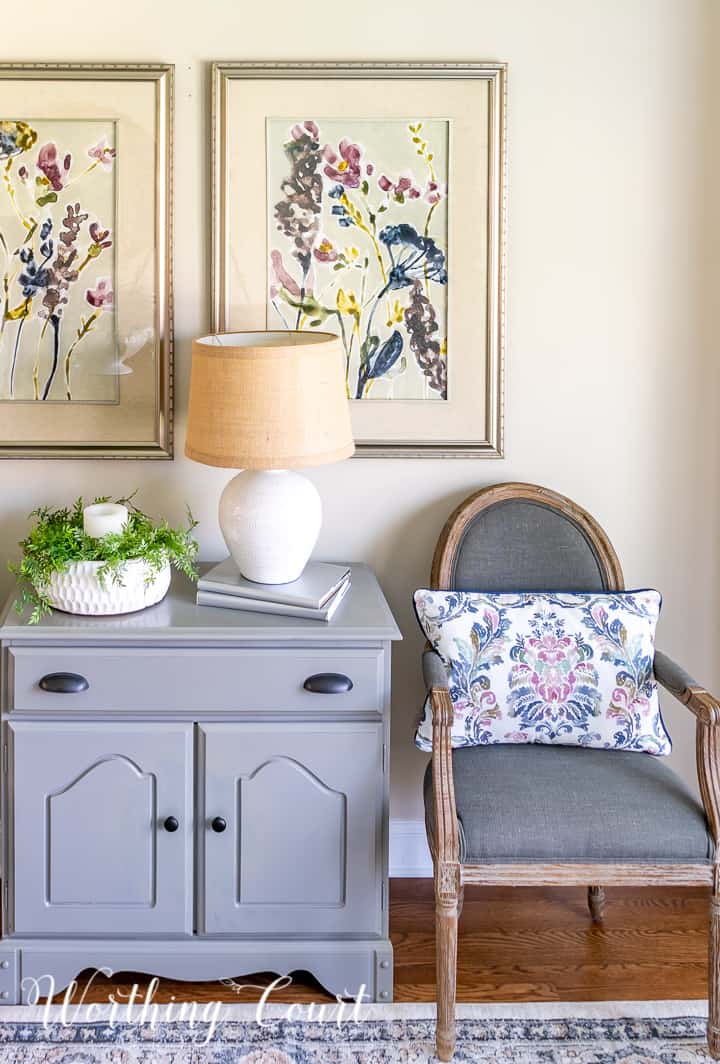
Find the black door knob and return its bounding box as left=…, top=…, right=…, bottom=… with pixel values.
left=211, top=816, right=227, bottom=833
left=163, top=816, right=179, bottom=832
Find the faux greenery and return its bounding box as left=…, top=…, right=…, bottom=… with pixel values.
left=10, top=494, right=199, bottom=623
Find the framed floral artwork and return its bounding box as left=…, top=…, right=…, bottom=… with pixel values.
left=0, top=64, right=173, bottom=458
left=212, top=61, right=506, bottom=457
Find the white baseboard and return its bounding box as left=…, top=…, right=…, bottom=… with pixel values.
left=389, top=819, right=433, bottom=877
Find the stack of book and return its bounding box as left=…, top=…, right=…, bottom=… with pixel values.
left=196, top=559, right=351, bottom=622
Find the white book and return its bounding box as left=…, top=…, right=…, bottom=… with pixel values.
left=196, top=577, right=351, bottom=622
left=197, top=557, right=351, bottom=609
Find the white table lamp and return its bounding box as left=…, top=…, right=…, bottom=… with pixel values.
left=185, top=331, right=355, bottom=584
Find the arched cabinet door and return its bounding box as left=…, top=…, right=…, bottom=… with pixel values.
left=8, top=722, right=193, bottom=935
left=200, top=722, right=383, bottom=935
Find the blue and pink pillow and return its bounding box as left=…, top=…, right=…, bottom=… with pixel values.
left=414, top=589, right=669, bottom=756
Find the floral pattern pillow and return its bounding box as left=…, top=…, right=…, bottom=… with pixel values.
left=414, top=589, right=669, bottom=756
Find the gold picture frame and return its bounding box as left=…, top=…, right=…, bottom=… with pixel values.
left=0, top=63, right=173, bottom=458
left=212, top=61, right=506, bottom=458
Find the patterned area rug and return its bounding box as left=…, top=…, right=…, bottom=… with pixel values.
left=0, top=1000, right=710, bottom=1062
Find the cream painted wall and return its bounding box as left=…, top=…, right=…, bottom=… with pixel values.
left=1, top=1, right=718, bottom=850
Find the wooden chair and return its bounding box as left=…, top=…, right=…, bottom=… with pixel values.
left=423, top=482, right=720, bottom=1061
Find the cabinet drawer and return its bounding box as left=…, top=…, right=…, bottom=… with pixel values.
left=7, top=645, right=384, bottom=713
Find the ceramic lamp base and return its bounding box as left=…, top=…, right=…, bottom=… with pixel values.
left=219, top=469, right=322, bottom=584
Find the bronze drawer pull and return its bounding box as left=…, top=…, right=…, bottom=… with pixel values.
left=303, top=673, right=354, bottom=694
left=38, top=672, right=90, bottom=694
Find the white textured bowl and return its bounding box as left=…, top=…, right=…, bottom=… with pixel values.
left=42, top=559, right=171, bottom=616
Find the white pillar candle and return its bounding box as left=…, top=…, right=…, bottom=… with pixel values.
left=83, top=503, right=129, bottom=539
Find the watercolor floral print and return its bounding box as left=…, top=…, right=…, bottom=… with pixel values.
left=0, top=119, right=116, bottom=402
left=414, top=590, right=670, bottom=756
left=267, top=118, right=448, bottom=401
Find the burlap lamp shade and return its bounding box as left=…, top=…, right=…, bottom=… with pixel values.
left=185, top=332, right=355, bottom=585
left=185, top=331, right=354, bottom=469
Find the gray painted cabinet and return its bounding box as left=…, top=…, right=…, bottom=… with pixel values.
left=0, top=564, right=401, bottom=1005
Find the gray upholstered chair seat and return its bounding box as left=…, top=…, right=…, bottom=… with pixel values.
left=424, top=744, right=713, bottom=864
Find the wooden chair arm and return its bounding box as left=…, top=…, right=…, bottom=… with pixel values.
left=654, top=652, right=720, bottom=849
left=430, top=686, right=461, bottom=876
left=655, top=650, right=720, bottom=726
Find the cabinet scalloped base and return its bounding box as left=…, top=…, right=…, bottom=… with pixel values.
left=0, top=939, right=394, bottom=1005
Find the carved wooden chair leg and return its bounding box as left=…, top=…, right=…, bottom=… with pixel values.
left=694, top=719, right=720, bottom=1057
left=430, top=687, right=461, bottom=1061
left=709, top=870, right=720, bottom=1058
left=435, top=862, right=460, bottom=1062
left=588, top=885, right=606, bottom=922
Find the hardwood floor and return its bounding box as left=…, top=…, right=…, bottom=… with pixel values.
left=393, top=881, right=709, bottom=1003
left=51, top=881, right=711, bottom=1005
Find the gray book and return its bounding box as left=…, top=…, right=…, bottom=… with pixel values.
left=196, top=577, right=350, bottom=622
left=197, top=557, right=351, bottom=609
